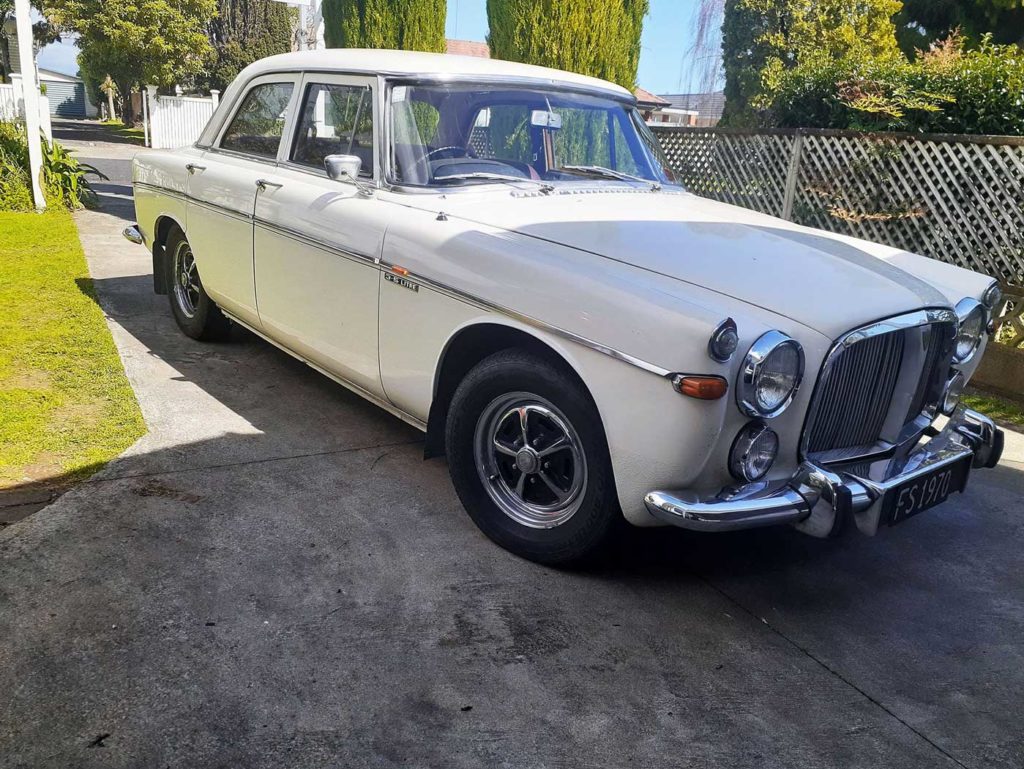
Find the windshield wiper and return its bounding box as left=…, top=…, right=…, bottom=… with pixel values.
left=432, top=172, right=554, bottom=192
left=558, top=165, right=661, bottom=190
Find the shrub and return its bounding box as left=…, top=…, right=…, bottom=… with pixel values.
left=41, top=138, right=106, bottom=209
left=0, top=122, right=33, bottom=212
left=0, top=121, right=105, bottom=211
left=764, top=35, right=1024, bottom=135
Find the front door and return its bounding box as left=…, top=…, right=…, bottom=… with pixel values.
left=185, top=76, right=299, bottom=330
left=252, top=74, right=387, bottom=397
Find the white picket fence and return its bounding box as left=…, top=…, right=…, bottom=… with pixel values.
left=144, top=87, right=220, bottom=150
left=0, top=83, right=16, bottom=121
left=0, top=76, right=52, bottom=142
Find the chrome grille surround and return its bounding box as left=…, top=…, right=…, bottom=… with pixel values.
left=801, top=308, right=958, bottom=464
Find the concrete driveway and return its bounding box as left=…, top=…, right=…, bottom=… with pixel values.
left=2, top=141, right=1023, bottom=768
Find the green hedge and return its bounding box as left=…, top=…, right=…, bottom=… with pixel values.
left=766, top=37, right=1024, bottom=135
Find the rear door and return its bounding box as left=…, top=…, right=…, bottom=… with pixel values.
left=185, top=75, right=299, bottom=329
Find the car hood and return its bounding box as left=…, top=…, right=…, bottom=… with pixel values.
left=412, top=187, right=953, bottom=338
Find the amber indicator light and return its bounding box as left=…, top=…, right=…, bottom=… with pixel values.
left=674, top=375, right=728, bottom=400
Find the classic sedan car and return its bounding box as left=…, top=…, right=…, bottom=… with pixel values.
left=126, top=49, right=1004, bottom=564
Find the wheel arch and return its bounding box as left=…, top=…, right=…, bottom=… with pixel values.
left=424, top=321, right=602, bottom=459
left=151, top=214, right=184, bottom=295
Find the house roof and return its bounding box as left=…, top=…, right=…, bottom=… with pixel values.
left=658, top=91, right=726, bottom=119
left=634, top=87, right=670, bottom=109
left=38, top=68, right=82, bottom=84
left=445, top=39, right=491, bottom=59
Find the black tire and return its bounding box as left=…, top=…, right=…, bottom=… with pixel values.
left=165, top=225, right=232, bottom=341
left=445, top=348, right=621, bottom=566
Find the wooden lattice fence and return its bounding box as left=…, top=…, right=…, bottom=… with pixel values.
left=994, top=285, right=1024, bottom=349
left=651, top=126, right=1024, bottom=286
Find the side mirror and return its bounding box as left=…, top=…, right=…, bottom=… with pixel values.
left=324, top=154, right=363, bottom=181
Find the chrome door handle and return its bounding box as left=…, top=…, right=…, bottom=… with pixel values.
left=256, top=179, right=283, bottom=191
left=185, top=163, right=206, bottom=174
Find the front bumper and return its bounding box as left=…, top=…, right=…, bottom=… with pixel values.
left=644, top=408, right=1003, bottom=536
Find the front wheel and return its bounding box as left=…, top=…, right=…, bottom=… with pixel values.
left=445, top=349, right=621, bottom=565
left=165, top=225, right=231, bottom=341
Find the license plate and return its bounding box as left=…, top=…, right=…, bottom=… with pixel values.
left=883, top=457, right=971, bottom=526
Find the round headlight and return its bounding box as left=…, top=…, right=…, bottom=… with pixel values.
left=941, top=371, right=967, bottom=416
left=730, top=422, right=779, bottom=482
left=982, top=282, right=1002, bottom=312
left=954, top=299, right=985, bottom=364
left=737, top=331, right=805, bottom=418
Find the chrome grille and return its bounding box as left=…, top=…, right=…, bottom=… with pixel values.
left=906, top=323, right=957, bottom=421
left=805, top=332, right=905, bottom=456
left=803, top=311, right=957, bottom=461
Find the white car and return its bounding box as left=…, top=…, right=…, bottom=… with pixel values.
left=126, top=49, right=1004, bottom=564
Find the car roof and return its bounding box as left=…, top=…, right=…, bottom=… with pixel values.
left=242, top=48, right=633, bottom=99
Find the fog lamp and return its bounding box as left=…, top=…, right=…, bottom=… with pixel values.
left=942, top=371, right=967, bottom=416
left=729, top=422, right=779, bottom=482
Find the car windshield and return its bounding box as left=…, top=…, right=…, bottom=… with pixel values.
left=389, top=82, right=676, bottom=187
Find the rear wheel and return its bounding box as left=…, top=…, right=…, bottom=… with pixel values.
left=445, top=349, right=621, bottom=565
left=165, top=226, right=231, bottom=341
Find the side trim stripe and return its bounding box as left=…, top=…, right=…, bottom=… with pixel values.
left=136, top=181, right=673, bottom=379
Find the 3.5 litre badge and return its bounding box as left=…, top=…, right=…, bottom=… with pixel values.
left=384, top=272, right=419, bottom=292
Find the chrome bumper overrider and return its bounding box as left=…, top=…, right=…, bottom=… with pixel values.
left=644, top=409, right=1004, bottom=537
left=122, top=224, right=144, bottom=246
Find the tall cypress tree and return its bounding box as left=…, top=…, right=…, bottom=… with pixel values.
left=486, top=0, right=648, bottom=90
left=322, top=0, right=446, bottom=52
left=203, top=0, right=294, bottom=91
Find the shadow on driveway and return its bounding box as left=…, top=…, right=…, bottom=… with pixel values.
left=1, top=202, right=1022, bottom=768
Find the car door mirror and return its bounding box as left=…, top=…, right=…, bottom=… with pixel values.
left=325, top=154, right=363, bottom=181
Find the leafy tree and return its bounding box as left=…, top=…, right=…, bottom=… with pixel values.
left=43, top=0, right=216, bottom=123
left=1, top=1, right=59, bottom=83
left=897, top=0, right=1024, bottom=54
left=486, top=0, right=648, bottom=90
left=201, top=0, right=293, bottom=92
left=721, top=0, right=903, bottom=125
left=720, top=0, right=800, bottom=125
left=322, top=0, right=445, bottom=52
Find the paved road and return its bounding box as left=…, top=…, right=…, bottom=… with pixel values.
left=1, top=134, right=1023, bottom=768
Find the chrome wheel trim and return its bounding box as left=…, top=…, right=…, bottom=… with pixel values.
left=473, top=392, right=588, bottom=529
left=172, top=240, right=201, bottom=319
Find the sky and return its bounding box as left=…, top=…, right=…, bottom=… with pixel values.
left=38, top=0, right=709, bottom=96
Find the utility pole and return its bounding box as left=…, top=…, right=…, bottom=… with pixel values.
left=14, top=0, right=44, bottom=209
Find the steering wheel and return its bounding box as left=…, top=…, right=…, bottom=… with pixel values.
left=425, top=145, right=476, bottom=161
left=411, top=145, right=478, bottom=178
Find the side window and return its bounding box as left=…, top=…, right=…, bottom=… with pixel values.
left=291, top=83, right=375, bottom=176
left=220, top=82, right=294, bottom=159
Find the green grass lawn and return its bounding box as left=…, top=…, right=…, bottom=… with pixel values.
left=963, top=391, right=1024, bottom=430
left=0, top=211, right=145, bottom=489
left=99, top=119, right=146, bottom=145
